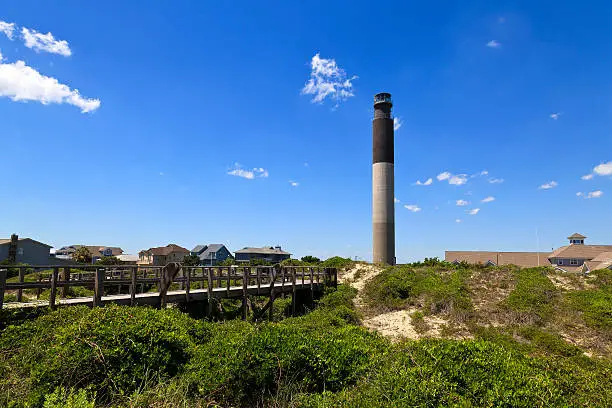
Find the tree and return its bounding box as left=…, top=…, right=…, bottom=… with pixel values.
left=182, top=254, right=201, bottom=266
left=72, top=247, right=92, bottom=264
left=97, top=256, right=120, bottom=265
left=219, top=256, right=236, bottom=266
left=301, top=256, right=321, bottom=264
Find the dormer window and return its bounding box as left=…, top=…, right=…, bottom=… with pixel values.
left=570, top=259, right=579, bottom=266
left=104, top=248, right=112, bottom=256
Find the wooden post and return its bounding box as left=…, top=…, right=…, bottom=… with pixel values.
left=185, top=266, right=191, bottom=303
left=226, top=267, right=231, bottom=297
left=269, top=265, right=278, bottom=320
left=0, top=267, right=7, bottom=310
left=36, top=275, right=42, bottom=299
left=242, top=267, right=248, bottom=320
left=118, top=268, right=124, bottom=294
left=130, top=266, right=137, bottom=306
left=301, top=267, right=305, bottom=285
left=281, top=267, right=286, bottom=297
left=291, top=268, right=297, bottom=316
left=256, top=267, right=261, bottom=295
left=49, top=267, right=59, bottom=310
left=60, top=267, right=71, bottom=298
left=309, top=267, right=314, bottom=308
left=16, top=266, right=25, bottom=302
left=94, top=268, right=105, bottom=307
left=207, top=268, right=213, bottom=318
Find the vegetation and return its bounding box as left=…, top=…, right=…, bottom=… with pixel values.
left=182, top=253, right=200, bottom=266
left=301, top=255, right=321, bottom=264
left=71, top=247, right=92, bottom=263
left=321, top=256, right=355, bottom=270
left=1, top=262, right=611, bottom=407
left=95, top=256, right=120, bottom=265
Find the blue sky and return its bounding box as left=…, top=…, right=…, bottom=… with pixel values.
left=1, top=0, right=611, bottom=262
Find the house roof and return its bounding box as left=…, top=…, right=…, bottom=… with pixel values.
left=197, top=244, right=226, bottom=260
left=56, top=245, right=124, bottom=256
left=235, top=246, right=292, bottom=255
left=583, top=260, right=612, bottom=272
left=567, top=233, right=587, bottom=239
left=0, top=238, right=52, bottom=248
left=192, top=245, right=207, bottom=254
left=445, top=251, right=551, bottom=268
left=141, top=244, right=190, bottom=256
left=548, top=245, right=612, bottom=260
left=591, top=252, right=612, bottom=262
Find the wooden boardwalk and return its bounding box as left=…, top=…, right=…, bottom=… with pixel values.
left=0, top=264, right=337, bottom=319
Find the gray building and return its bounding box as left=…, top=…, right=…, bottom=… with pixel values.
left=0, top=235, right=53, bottom=266
left=234, top=246, right=291, bottom=264
left=55, top=245, right=124, bottom=263
left=191, top=244, right=232, bottom=266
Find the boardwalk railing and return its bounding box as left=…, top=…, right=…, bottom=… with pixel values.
left=0, top=264, right=337, bottom=319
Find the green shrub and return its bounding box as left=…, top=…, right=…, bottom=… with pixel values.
left=321, top=256, right=354, bottom=270
left=505, top=267, right=558, bottom=324
left=43, top=388, right=95, bottom=408
left=300, top=339, right=612, bottom=407
left=362, top=265, right=472, bottom=319
left=0, top=306, right=206, bottom=406
left=566, top=289, right=612, bottom=330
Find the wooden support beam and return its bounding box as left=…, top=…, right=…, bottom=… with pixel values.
left=226, top=267, right=231, bottom=298
left=207, top=268, right=214, bottom=318
left=185, top=266, right=190, bottom=303
left=309, top=267, right=314, bottom=308
left=16, top=266, right=25, bottom=302
left=268, top=265, right=278, bottom=320
left=60, top=267, right=71, bottom=298
left=256, top=267, right=261, bottom=295
left=242, top=267, right=248, bottom=320
left=0, top=267, right=7, bottom=310
left=130, top=266, right=137, bottom=306
left=49, top=267, right=59, bottom=310
left=291, top=268, right=297, bottom=316
left=94, top=268, right=105, bottom=307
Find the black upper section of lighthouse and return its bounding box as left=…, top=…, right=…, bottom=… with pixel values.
left=373, top=92, right=394, bottom=164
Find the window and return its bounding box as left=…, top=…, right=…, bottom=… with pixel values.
left=104, top=248, right=112, bottom=256
left=570, top=259, right=578, bottom=266
left=558, top=259, right=564, bottom=265
left=17, top=248, right=23, bottom=255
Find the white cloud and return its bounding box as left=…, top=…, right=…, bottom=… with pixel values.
left=159, top=172, right=164, bottom=176
left=593, top=161, right=612, bottom=176
left=456, top=199, right=469, bottom=206
left=486, top=40, right=501, bottom=48
left=394, top=117, right=402, bottom=131
left=481, top=196, right=495, bottom=203
left=479, top=170, right=489, bottom=176
left=577, top=190, right=603, bottom=199
left=539, top=181, right=558, bottom=190
left=404, top=204, right=421, bottom=212
left=21, top=27, right=71, bottom=57
left=581, top=174, right=594, bottom=180
left=449, top=174, right=468, bottom=185
left=437, top=172, right=451, bottom=181
left=301, top=53, right=356, bottom=107
left=467, top=208, right=480, bottom=215
left=227, top=164, right=269, bottom=179
left=394, top=197, right=400, bottom=203
left=415, top=178, right=433, bottom=186
left=0, top=21, right=15, bottom=40
left=550, top=112, right=561, bottom=120
left=289, top=180, right=299, bottom=187
left=488, top=178, right=504, bottom=184
left=437, top=171, right=467, bottom=185
left=0, top=56, right=100, bottom=112
left=455, top=219, right=462, bottom=223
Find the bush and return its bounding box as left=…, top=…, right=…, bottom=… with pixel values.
left=505, top=268, right=558, bottom=324
left=362, top=265, right=472, bottom=319
left=321, top=256, right=354, bottom=270
left=0, top=306, right=207, bottom=406
left=300, top=339, right=612, bottom=407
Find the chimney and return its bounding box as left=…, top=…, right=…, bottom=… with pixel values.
left=372, top=93, right=396, bottom=265
left=8, top=234, right=18, bottom=263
